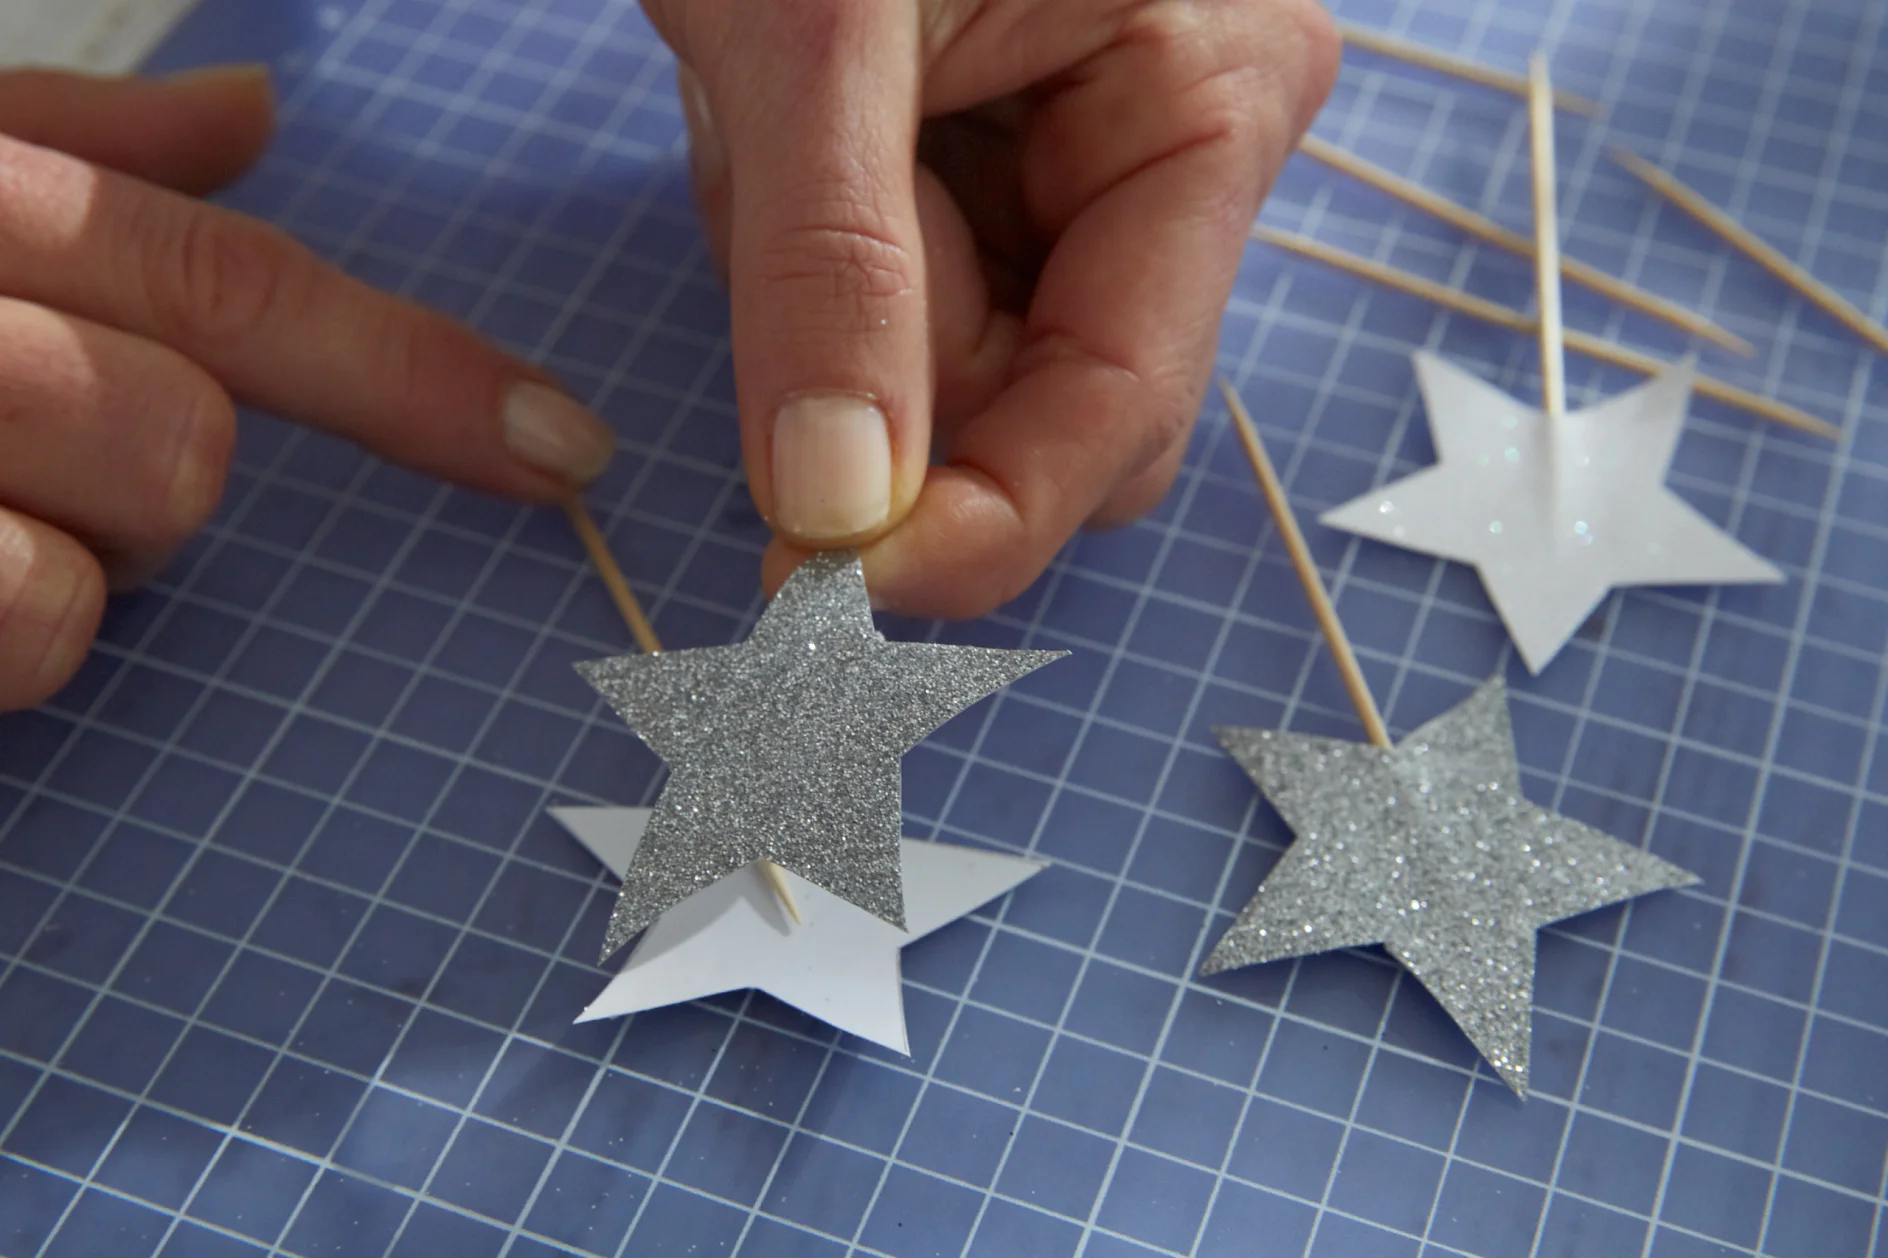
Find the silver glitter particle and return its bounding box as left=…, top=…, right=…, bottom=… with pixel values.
left=1205, top=676, right=1696, bottom=1096
left=576, top=551, right=1064, bottom=962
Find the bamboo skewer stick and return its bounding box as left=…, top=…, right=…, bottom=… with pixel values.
left=564, top=498, right=804, bottom=925
left=1528, top=54, right=1568, bottom=422
left=1297, top=137, right=1753, bottom=355
left=1337, top=22, right=1600, bottom=116
left=1248, top=225, right=1841, bottom=441
left=1218, top=380, right=1392, bottom=750
left=1612, top=147, right=1888, bottom=357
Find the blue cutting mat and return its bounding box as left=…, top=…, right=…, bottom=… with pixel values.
left=4, top=0, right=1886, bottom=1255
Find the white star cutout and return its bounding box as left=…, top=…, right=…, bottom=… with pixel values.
left=1321, top=352, right=1781, bottom=672
left=554, top=808, right=1043, bottom=1055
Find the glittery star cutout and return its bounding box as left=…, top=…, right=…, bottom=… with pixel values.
left=1321, top=352, right=1780, bottom=673
left=576, top=551, right=1063, bottom=960
left=1205, top=677, right=1696, bottom=1095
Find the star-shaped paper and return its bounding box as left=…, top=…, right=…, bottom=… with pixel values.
left=554, top=807, right=1043, bottom=1053
left=576, top=551, right=1063, bottom=960
left=1204, top=677, right=1696, bottom=1095
left=1321, top=352, right=1780, bottom=673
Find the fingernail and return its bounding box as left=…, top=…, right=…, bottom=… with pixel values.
left=165, top=63, right=272, bottom=89
left=503, top=382, right=615, bottom=485
left=676, top=65, right=726, bottom=186
left=771, top=393, right=893, bottom=540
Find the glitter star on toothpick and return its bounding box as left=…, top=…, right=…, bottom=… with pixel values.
left=1205, top=677, right=1696, bottom=1094
left=576, top=551, right=1063, bottom=961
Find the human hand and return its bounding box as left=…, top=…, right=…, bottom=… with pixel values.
left=0, top=67, right=616, bottom=711
left=647, top=0, right=1338, bottom=616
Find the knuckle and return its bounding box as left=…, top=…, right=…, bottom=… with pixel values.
left=0, top=516, right=104, bottom=712
left=144, top=204, right=310, bottom=346
left=753, top=203, right=919, bottom=336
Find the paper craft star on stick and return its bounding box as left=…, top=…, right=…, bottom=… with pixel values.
left=555, top=807, right=1043, bottom=1054
left=1321, top=352, right=1780, bottom=672
left=1319, top=56, right=1780, bottom=674
left=1205, top=677, right=1697, bottom=1093
left=1213, top=377, right=1698, bottom=1096
left=576, top=550, right=1063, bottom=960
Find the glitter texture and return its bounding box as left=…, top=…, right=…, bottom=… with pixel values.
left=1205, top=677, right=1696, bottom=1095
left=576, top=551, right=1064, bottom=961
left=1320, top=352, right=1779, bottom=673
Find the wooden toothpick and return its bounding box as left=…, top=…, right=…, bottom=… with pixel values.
left=1338, top=22, right=1601, bottom=115
left=1528, top=54, right=1568, bottom=423
left=1613, top=147, right=1888, bottom=357
left=564, top=498, right=804, bottom=925
left=1297, top=137, right=1752, bottom=355
left=1217, top=381, right=1392, bottom=750
left=1247, top=226, right=1840, bottom=441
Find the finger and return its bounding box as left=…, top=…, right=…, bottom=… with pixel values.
left=833, top=1, right=1340, bottom=618
left=915, top=165, right=1018, bottom=436
left=677, top=64, right=731, bottom=283
left=0, top=65, right=275, bottom=197
left=683, top=2, right=931, bottom=548
left=0, top=133, right=614, bottom=499
left=1091, top=427, right=1189, bottom=529
left=0, top=508, right=105, bottom=713
left=0, top=298, right=233, bottom=584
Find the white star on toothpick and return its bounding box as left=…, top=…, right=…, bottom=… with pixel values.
left=554, top=808, right=1043, bottom=1054
left=1321, top=352, right=1780, bottom=672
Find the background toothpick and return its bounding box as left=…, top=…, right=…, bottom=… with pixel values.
left=1218, top=381, right=1392, bottom=749
left=1528, top=54, right=1569, bottom=422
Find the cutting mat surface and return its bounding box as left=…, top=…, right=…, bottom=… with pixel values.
left=4, top=0, right=1887, bottom=1255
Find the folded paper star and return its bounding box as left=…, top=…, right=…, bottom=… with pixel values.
left=1321, top=352, right=1780, bottom=672
left=1204, top=677, right=1696, bottom=1095
left=577, top=551, right=1063, bottom=960
left=555, top=807, right=1043, bottom=1053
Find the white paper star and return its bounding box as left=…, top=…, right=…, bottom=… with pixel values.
left=554, top=808, right=1043, bottom=1054
left=1321, top=352, right=1781, bottom=672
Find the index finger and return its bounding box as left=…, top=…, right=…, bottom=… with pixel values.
left=0, top=131, right=614, bottom=498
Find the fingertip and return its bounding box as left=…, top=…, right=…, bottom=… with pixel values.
left=848, top=467, right=1040, bottom=620
left=0, top=64, right=277, bottom=196
left=0, top=511, right=106, bottom=712
left=160, top=64, right=278, bottom=193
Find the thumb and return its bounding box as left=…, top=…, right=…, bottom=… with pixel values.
left=0, top=64, right=275, bottom=197
left=694, top=3, right=931, bottom=548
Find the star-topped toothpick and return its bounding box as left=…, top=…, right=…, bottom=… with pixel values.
left=1317, top=57, right=1779, bottom=673
left=577, top=551, right=1063, bottom=960
left=1213, top=380, right=1697, bottom=1095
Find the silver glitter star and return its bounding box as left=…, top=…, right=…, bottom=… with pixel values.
left=1204, top=677, right=1696, bottom=1095
left=576, top=550, right=1063, bottom=961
